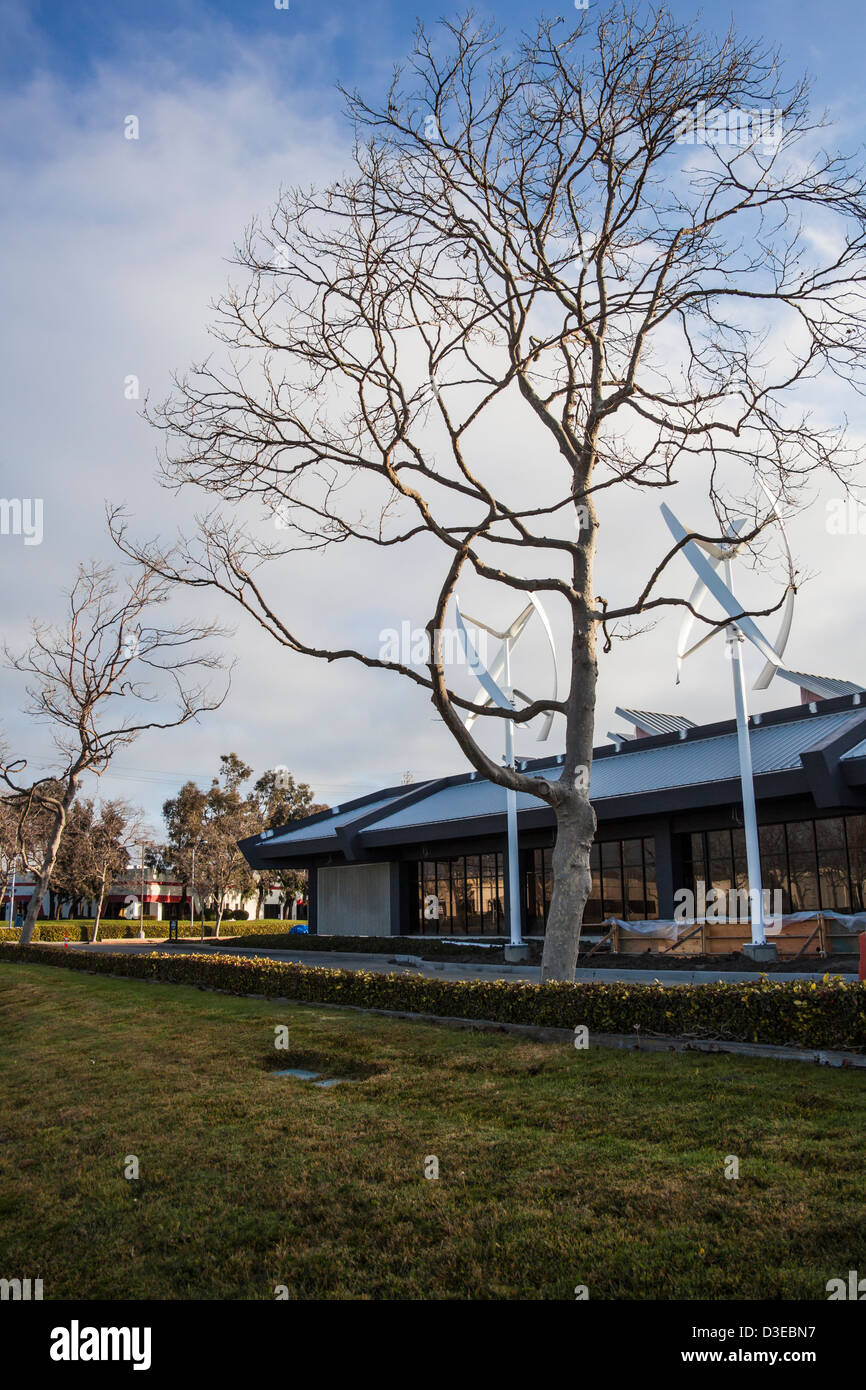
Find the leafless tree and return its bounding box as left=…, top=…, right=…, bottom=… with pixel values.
left=89, top=799, right=148, bottom=942
left=1, top=561, right=228, bottom=943
left=116, top=4, right=866, bottom=978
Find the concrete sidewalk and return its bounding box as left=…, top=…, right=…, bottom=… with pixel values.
left=70, top=938, right=859, bottom=985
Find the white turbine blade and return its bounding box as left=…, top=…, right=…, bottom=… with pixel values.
left=661, top=504, right=785, bottom=669
left=455, top=598, right=512, bottom=714
left=503, top=602, right=536, bottom=643
left=753, top=583, right=796, bottom=690
left=676, top=569, right=714, bottom=679
left=464, top=691, right=494, bottom=732
left=744, top=479, right=795, bottom=690
left=483, top=605, right=537, bottom=690
left=528, top=592, right=558, bottom=741
left=458, top=609, right=510, bottom=640
left=672, top=520, right=749, bottom=679
left=681, top=621, right=729, bottom=663
left=755, top=476, right=795, bottom=577
left=510, top=686, right=554, bottom=741
left=458, top=602, right=534, bottom=644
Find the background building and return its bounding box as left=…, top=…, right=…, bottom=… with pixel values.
left=241, top=686, right=866, bottom=941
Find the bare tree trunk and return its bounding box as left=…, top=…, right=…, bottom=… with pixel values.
left=541, top=561, right=598, bottom=980
left=542, top=795, right=597, bottom=981
left=20, top=788, right=75, bottom=945
left=91, top=865, right=108, bottom=943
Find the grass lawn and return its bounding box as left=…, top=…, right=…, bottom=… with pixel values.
left=1, top=961, right=864, bottom=1300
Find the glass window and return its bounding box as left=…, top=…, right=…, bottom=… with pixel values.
left=436, top=860, right=457, bottom=932
left=761, top=856, right=790, bottom=914
left=818, top=850, right=851, bottom=910
left=786, top=822, right=815, bottom=855
left=600, top=841, right=624, bottom=919
left=480, top=853, right=502, bottom=935
left=759, top=824, right=785, bottom=855
left=846, top=816, right=866, bottom=911
left=690, top=832, right=705, bottom=873
left=708, top=830, right=731, bottom=860
left=643, top=839, right=658, bottom=917
left=464, top=855, right=481, bottom=932
left=788, top=857, right=819, bottom=911
left=624, top=864, right=646, bottom=917
left=816, top=817, right=845, bottom=849
left=412, top=836, right=658, bottom=937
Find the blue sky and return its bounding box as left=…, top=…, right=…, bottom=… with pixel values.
left=5, top=0, right=865, bottom=101
left=2, top=0, right=866, bottom=825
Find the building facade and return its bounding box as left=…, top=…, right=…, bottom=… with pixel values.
left=240, top=692, right=866, bottom=938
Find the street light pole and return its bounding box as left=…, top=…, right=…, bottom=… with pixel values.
left=140, top=843, right=147, bottom=937
left=8, top=854, right=17, bottom=926
left=191, top=839, right=203, bottom=941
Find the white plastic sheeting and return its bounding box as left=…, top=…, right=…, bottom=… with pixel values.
left=612, top=912, right=866, bottom=938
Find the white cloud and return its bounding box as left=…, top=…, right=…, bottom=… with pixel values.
left=1, top=14, right=866, bottom=829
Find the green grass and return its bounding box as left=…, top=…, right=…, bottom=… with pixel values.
left=1, top=961, right=864, bottom=1300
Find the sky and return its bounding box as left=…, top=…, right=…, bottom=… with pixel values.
left=1, top=0, right=866, bottom=831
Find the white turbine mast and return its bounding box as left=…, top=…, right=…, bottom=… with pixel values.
left=453, top=592, right=559, bottom=951
left=661, top=481, right=796, bottom=951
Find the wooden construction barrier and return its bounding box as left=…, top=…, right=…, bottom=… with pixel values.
left=614, top=913, right=858, bottom=958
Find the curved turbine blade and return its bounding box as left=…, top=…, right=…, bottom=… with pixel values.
left=672, top=519, right=749, bottom=679
left=455, top=597, right=512, bottom=718
left=464, top=690, right=494, bottom=733
left=755, top=476, right=795, bottom=581
left=676, top=569, right=714, bottom=680
left=753, top=583, right=796, bottom=690
left=661, top=504, right=785, bottom=668
left=460, top=602, right=535, bottom=644
left=528, top=592, right=558, bottom=741
left=681, top=618, right=729, bottom=663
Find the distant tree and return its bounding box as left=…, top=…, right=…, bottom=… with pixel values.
left=161, top=779, right=208, bottom=905
left=0, top=776, right=67, bottom=922
left=0, top=797, right=19, bottom=919
left=0, top=560, right=228, bottom=944
left=46, top=798, right=145, bottom=928
left=251, top=768, right=328, bottom=915
left=51, top=800, right=98, bottom=918
left=163, top=754, right=258, bottom=935
left=90, top=801, right=146, bottom=941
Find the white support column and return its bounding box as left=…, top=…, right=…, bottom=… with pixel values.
left=503, top=637, right=523, bottom=948
left=725, top=560, right=766, bottom=946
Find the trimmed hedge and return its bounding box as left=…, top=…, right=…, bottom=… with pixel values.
left=0, top=920, right=273, bottom=944
left=1, top=941, right=865, bottom=1051
left=0, top=924, right=92, bottom=942
left=222, top=931, right=510, bottom=959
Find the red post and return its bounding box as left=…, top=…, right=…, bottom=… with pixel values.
left=63, top=932, right=69, bottom=951
left=859, top=932, right=866, bottom=982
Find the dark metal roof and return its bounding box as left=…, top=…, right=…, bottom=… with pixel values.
left=777, top=670, right=865, bottom=699
left=240, top=692, right=866, bottom=868
left=614, top=707, right=697, bottom=736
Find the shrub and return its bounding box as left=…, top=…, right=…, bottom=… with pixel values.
left=1, top=942, right=864, bottom=1051
left=219, top=930, right=510, bottom=959
left=0, top=921, right=221, bottom=943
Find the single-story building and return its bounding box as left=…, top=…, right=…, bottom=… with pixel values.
left=239, top=684, right=866, bottom=939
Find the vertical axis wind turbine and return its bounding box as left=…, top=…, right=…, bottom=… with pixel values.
left=454, top=594, right=559, bottom=948
left=661, top=485, right=796, bottom=948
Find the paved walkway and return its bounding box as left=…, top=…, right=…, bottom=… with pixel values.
left=67, top=939, right=859, bottom=985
